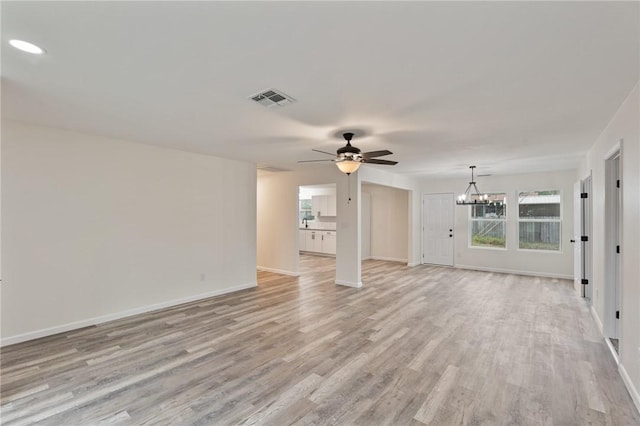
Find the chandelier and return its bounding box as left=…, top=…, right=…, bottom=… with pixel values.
left=456, top=166, right=489, bottom=205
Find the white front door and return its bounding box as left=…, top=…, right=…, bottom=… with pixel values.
left=422, top=193, right=454, bottom=266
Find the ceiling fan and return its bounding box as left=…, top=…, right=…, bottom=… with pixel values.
left=299, top=132, right=398, bottom=175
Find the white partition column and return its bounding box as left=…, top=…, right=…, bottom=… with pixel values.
left=335, top=172, right=362, bottom=287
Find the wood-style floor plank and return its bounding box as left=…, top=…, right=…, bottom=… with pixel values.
left=1, top=255, right=639, bottom=425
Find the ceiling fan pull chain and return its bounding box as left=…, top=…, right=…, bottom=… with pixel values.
left=347, top=174, right=352, bottom=204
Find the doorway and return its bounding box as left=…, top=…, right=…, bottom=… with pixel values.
left=298, top=184, right=338, bottom=273
left=361, top=183, right=409, bottom=263
left=422, top=193, right=454, bottom=266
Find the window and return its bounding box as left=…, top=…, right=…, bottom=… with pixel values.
left=299, top=199, right=314, bottom=221
left=470, top=193, right=507, bottom=248
left=518, top=190, right=561, bottom=251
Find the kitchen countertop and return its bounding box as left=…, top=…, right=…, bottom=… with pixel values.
left=300, top=228, right=337, bottom=231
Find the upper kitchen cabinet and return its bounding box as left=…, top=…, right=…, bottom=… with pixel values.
left=312, top=194, right=337, bottom=217
left=326, top=195, right=337, bottom=216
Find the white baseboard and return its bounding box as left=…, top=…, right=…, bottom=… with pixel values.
left=589, top=304, right=640, bottom=416
left=620, top=363, right=640, bottom=414
left=364, top=257, right=417, bottom=267
left=0, top=281, right=257, bottom=347
left=605, top=338, right=620, bottom=365
left=256, top=266, right=299, bottom=276
left=370, top=256, right=408, bottom=263
left=455, top=264, right=573, bottom=280
left=590, top=305, right=604, bottom=335
left=335, top=279, right=362, bottom=288
left=299, top=251, right=335, bottom=258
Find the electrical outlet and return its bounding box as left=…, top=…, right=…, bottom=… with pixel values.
left=200, top=273, right=206, bottom=282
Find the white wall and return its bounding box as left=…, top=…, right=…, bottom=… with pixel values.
left=362, top=183, right=409, bottom=262
left=1, top=121, right=257, bottom=345
left=579, top=82, right=640, bottom=409
left=419, top=170, right=576, bottom=279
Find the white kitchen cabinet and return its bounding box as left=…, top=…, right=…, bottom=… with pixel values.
left=312, top=195, right=326, bottom=217
left=301, top=229, right=336, bottom=255
left=322, top=231, right=336, bottom=255
left=300, top=229, right=337, bottom=255
left=299, top=229, right=306, bottom=251
left=326, top=195, right=337, bottom=216
left=305, top=230, right=323, bottom=253
left=311, top=195, right=337, bottom=217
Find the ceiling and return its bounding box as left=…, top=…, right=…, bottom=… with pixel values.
left=2, top=1, right=638, bottom=178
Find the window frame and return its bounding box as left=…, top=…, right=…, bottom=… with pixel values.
left=299, top=198, right=315, bottom=221
left=516, top=189, right=562, bottom=253
left=468, top=193, right=508, bottom=251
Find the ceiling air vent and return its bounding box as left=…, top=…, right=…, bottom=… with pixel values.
left=249, top=88, right=296, bottom=108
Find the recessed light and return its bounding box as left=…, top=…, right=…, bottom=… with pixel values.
left=9, top=39, right=45, bottom=55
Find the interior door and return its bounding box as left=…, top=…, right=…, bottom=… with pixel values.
left=612, top=157, right=620, bottom=339
left=604, top=153, right=621, bottom=340
left=583, top=175, right=592, bottom=301
left=422, top=193, right=454, bottom=266
left=573, top=181, right=583, bottom=293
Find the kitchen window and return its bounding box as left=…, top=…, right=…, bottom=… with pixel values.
left=518, top=190, right=561, bottom=251
left=469, top=193, right=507, bottom=249
left=300, top=199, right=315, bottom=221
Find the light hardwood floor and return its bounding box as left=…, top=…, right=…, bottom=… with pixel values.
left=1, top=255, right=639, bottom=425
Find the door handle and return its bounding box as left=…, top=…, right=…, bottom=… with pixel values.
left=449, top=229, right=453, bottom=232
left=449, top=234, right=453, bottom=237
left=570, top=239, right=576, bottom=243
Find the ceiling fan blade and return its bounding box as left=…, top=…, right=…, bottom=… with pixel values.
left=362, top=150, right=393, bottom=158
left=312, top=149, right=337, bottom=156
left=297, top=159, right=335, bottom=163
left=363, top=159, right=398, bottom=165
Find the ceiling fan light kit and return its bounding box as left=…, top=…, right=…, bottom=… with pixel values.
left=336, top=160, right=361, bottom=175
left=456, top=166, right=490, bottom=205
